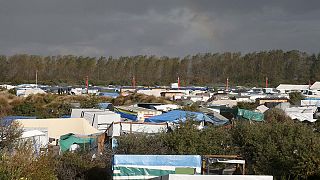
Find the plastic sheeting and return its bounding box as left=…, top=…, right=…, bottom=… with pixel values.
left=59, top=133, right=95, bottom=152
left=1, top=116, right=36, bottom=126
left=237, top=109, right=264, bottom=122
left=21, top=130, right=45, bottom=138
left=145, top=110, right=228, bottom=125
left=113, top=155, right=201, bottom=179
left=115, top=108, right=138, bottom=121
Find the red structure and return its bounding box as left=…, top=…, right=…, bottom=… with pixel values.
left=265, top=77, right=268, bottom=88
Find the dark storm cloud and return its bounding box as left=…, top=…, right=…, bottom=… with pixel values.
left=0, top=0, right=320, bottom=57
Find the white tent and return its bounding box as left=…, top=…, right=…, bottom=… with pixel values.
left=310, top=82, right=320, bottom=90
left=255, top=105, right=269, bottom=113
left=21, top=130, right=46, bottom=138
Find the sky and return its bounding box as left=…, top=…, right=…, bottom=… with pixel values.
left=1, top=0, right=320, bottom=57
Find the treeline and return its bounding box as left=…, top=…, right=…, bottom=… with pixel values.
left=1, top=50, right=320, bottom=86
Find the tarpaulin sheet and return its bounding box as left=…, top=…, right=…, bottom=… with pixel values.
left=237, top=109, right=264, bottom=121
left=115, top=108, right=138, bottom=121
left=145, top=110, right=228, bottom=125
left=59, top=133, right=95, bottom=152
left=112, top=155, right=201, bottom=179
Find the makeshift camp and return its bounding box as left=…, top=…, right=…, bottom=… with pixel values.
left=237, top=109, right=264, bottom=122
left=59, top=133, right=96, bottom=152
left=112, top=155, right=202, bottom=179
left=145, top=110, right=228, bottom=125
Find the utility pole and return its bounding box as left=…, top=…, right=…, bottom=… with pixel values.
left=36, top=70, right=38, bottom=88
left=86, top=76, right=89, bottom=94
left=132, top=75, right=136, bottom=89
left=226, top=77, right=229, bottom=92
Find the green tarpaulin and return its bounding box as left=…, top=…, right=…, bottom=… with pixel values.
left=237, top=108, right=264, bottom=121
left=59, top=133, right=96, bottom=152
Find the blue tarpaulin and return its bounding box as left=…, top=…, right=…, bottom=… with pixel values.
left=1, top=116, right=36, bottom=126
left=98, top=92, right=119, bottom=98
left=98, top=103, right=114, bottom=110
left=145, top=110, right=228, bottom=125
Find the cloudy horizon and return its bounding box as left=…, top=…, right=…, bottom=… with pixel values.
left=1, top=0, right=320, bottom=57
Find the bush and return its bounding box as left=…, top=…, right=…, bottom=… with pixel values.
left=116, top=120, right=234, bottom=155
left=116, top=133, right=169, bottom=155
left=231, top=121, right=320, bottom=179
left=8, top=88, right=16, bottom=95
left=289, top=92, right=305, bottom=105
left=236, top=102, right=258, bottom=110
left=264, top=108, right=292, bottom=123
left=55, top=151, right=112, bottom=180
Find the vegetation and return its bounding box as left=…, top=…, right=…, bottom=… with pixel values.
left=0, top=118, right=112, bottom=179
left=289, top=92, right=305, bottom=105
left=116, top=112, right=320, bottom=179
left=1, top=50, right=320, bottom=86
left=236, top=102, right=259, bottom=110
left=181, top=102, right=200, bottom=112
left=111, top=93, right=172, bottom=106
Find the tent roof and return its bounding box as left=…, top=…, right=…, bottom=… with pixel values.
left=59, top=133, right=95, bottom=152
left=145, top=110, right=228, bottom=125
left=276, top=84, right=309, bottom=90
left=21, top=130, right=46, bottom=138
left=310, top=81, right=320, bottom=90
left=255, top=105, right=269, bottom=113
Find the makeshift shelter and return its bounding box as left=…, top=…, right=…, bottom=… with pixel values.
left=237, top=109, right=264, bottom=122
left=255, top=105, right=269, bottom=113
left=15, top=118, right=100, bottom=145
left=106, top=121, right=169, bottom=137
left=20, top=130, right=47, bottom=155
left=113, top=155, right=202, bottom=179
left=21, top=130, right=46, bottom=138
left=98, top=92, right=119, bottom=98
left=82, top=111, right=121, bottom=131
left=59, top=133, right=96, bottom=152
left=310, top=81, right=320, bottom=90
left=284, top=107, right=317, bottom=122
left=145, top=110, right=228, bottom=125
left=276, top=84, right=309, bottom=93
left=98, top=102, right=114, bottom=110
left=115, top=106, right=162, bottom=122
